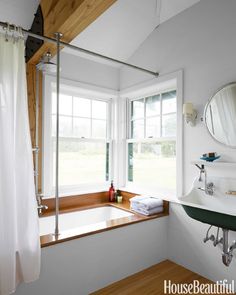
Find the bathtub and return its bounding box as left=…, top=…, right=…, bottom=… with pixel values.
left=40, top=206, right=134, bottom=236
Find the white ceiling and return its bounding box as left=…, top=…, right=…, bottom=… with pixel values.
left=68, top=0, right=201, bottom=65
left=0, top=0, right=40, bottom=29
left=0, top=0, right=200, bottom=65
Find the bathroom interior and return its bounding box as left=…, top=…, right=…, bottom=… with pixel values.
left=0, top=0, right=236, bottom=294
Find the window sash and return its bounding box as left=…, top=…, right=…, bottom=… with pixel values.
left=43, top=80, right=113, bottom=197
left=126, top=90, right=177, bottom=188
left=127, top=137, right=176, bottom=143
left=51, top=92, right=110, bottom=140
left=49, top=139, right=112, bottom=196
left=128, top=89, right=177, bottom=139
left=126, top=139, right=177, bottom=188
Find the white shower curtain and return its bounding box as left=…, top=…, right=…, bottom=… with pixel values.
left=0, top=30, right=40, bottom=295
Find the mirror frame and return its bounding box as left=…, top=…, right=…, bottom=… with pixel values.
left=204, top=82, right=236, bottom=149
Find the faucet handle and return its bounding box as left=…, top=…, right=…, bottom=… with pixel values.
left=207, top=182, right=214, bottom=188
left=38, top=204, right=48, bottom=210
left=37, top=204, right=48, bottom=215
left=195, top=164, right=205, bottom=170
left=206, top=182, right=214, bottom=196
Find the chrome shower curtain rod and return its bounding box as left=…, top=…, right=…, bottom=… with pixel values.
left=0, top=21, right=159, bottom=77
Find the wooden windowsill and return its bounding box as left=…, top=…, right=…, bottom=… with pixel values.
left=40, top=191, right=169, bottom=248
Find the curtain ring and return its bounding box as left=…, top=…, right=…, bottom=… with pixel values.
left=5, top=23, right=10, bottom=42
left=9, top=24, right=14, bottom=32
left=12, top=25, right=17, bottom=43
left=20, top=27, right=23, bottom=37
left=18, top=26, right=23, bottom=39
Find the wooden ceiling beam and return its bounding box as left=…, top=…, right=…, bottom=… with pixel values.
left=26, top=0, right=117, bottom=193
left=28, top=0, right=117, bottom=64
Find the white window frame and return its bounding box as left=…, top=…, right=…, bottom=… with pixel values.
left=119, top=70, right=183, bottom=199
left=127, top=92, right=177, bottom=140
left=42, top=75, right=117, bottom=198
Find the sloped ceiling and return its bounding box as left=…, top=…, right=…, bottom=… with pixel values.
left=68, top=0, right=201, bottom=64
left=0, top=0, right=201, bottom=65
left=0, top=0, right=40, bottom=29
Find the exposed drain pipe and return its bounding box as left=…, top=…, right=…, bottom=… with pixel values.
left=222, top=229, right=236, bottom=267
left=203, top=226, right=236, bottom=266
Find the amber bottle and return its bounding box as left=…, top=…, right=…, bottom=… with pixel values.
left=108, top=181, right=115, bottom=202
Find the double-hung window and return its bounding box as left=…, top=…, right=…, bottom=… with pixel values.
left=127, top=90, right=177, bottom=193
left=43, top=80, right=111, bottom=196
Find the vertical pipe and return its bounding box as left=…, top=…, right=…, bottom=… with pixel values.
left=222, top=229, right=229, bottom=254
left=222, top=229, right=232, bottom=266
left=54, top=32, right=62, bottom=236
left=35, top=68, right=39, bottom=196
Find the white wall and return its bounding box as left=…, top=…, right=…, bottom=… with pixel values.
left=120, top=0, right=236, bottom=284
left=15, top=42, right=168, bottom=295
left=168, top=204, right=236, bottom=283
left=15, top=2, right=236, bottom=294
left=59, top=52, right=119, bottom=91
left=15, top=218, right=167, bottom=295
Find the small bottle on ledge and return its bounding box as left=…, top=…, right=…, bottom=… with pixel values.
left=108, top=180, right=115, bottom=202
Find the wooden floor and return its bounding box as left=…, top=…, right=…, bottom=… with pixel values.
left=90, top=260, right=230, bottom=295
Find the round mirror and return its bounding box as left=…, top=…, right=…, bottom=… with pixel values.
left=204, top=82, right=236, bottom=148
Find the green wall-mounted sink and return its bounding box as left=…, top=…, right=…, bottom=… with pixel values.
left=182, top=205, right=236, bottom=231
left=180, top=187, right=236, bottom=231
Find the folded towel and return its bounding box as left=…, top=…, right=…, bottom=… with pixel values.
left=131, top=202, right=162, bottom=211
left=129, top=195, right=148, bottom=202
left=131, top=205, right=163, bottom=216
left=130, top=196, right=163, bottom=210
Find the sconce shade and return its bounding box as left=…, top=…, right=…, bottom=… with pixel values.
left=183, top=102, right=197, bottom=126
left=183, top=102, right=194, bottom=115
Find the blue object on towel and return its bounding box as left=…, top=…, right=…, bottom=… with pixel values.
left=200, top=155, right=221, bottom=162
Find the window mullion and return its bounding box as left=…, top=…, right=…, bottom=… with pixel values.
left=126, top=98, right=131, bottom=139
left=90, top=100, right=92, bottom=138
left=107, top=101, right=110, bottom=140
left=72, top=96, right=74, bottom=136
left=160, top=93, right=163, bottom=137
left=144, top=97, right=146, bottom=138
left=127, top=136, right=175, bottom=143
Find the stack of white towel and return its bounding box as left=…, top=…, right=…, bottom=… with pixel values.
left=130, top=195, right=163, bottom=216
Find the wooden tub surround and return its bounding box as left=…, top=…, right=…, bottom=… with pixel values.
left=40, top=191, right=169, bottom=248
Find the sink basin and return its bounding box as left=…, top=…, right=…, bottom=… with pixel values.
left=179, top=188, right=236, bottom=231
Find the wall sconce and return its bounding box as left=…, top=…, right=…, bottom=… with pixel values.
left=183, top=102, right=197, bottom=126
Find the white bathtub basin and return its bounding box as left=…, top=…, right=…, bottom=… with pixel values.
left=40, top=206, right=134, bottom=236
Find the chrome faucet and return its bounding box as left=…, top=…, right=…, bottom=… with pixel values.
left=195, top=164, right=214, bottom=195
left=36, top=194, right=48, bottom=215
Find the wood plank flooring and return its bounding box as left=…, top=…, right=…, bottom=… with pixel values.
left=90, top=260, right=231, bottom=295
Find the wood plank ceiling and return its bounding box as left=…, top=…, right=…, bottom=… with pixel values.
left=28, top=0, right=117, bottom=64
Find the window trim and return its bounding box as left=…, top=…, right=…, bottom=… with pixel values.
left=128, top=89, right=177, bottom=139
left=127, top=90, right=177, bottom=192
left=42, top=75, right=115, bottom=198
left=42, top=71, right=183, bottom=200
left=127, top=137, right=176, bottom=143
left=119, top=70, right=183, bottom=199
